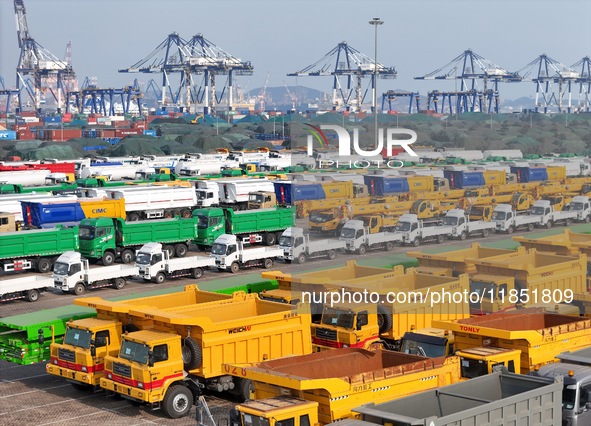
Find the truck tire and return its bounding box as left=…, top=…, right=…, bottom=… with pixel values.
left=506, top=226, right=514, bottom=234
left=181, top=337, right=202, bottom=370
left=565, top=218, right=572, bottom=227
left=412, top=238, right=420, bottom=247
left=26, top=289, right=40, bottom=302
left=586, top=215, right=591, bottom=223
left=230, top=262, right=240, bottom=274
left=37, top=258, right=52, bottom=273
left=546, top=221, right=553, bottom=229
left=263, top=258, right=274, bottom=269
left=73, top=283, right=85, bottom=296
left=163, top=245, right=174, bottom=258
left=164, top=210, right=174, bottom=219
left=384, top=242, right=394, bottom=252
left=459, top=231, right=467, bottom=241
left=236, top=378, right=254, bottom=402
left=175, top=243, right=188, bottom=258
left=358, top=244, right=367, bottom=255
left=162, top=385, right=193, bottom=419
left=482, top=229, right=490, bottom=238
left=127, top=213, right=140, bottom=222
left=191, top=267, right=203, bottom=279
left=377, top=305, right=393, bottom=334
left=121, top=249, right=135, bottom=264
left=173, top=209, right=182, bottom=218
left=153, top=272, right=165, bottom=284
left=112, top=277, right=126, bottom=290
left=101, top=252, right=115, bottom=266
left=181, top=209, right=192, bottom=218
left=437, top=234, right=445, bottom=244
left=296, top=253, right=306, bottom=264
left=327, top=249, right=337, bottom=260
left=264, top=233, right=276, bottom=246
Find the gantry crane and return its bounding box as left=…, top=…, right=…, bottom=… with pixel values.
left=256, top=72, right=270, bottom=113
left=381, top=90, right=420, bottom=114
left=288, top=41, right=396, bottom=112
left=415, top=49, right=520, bottom=114
left=517, top=54, right=579, bottom=113
left=13, top=0, right=76, bottom=112
left=571, top=57, right=591, bottom=112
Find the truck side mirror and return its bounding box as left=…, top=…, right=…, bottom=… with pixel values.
left=148, top=351, right=154, bottom=367
left=38, top=329, right=44, bottom=345
left=90, top=345, right=96, bottom=357
left=229, top=408, right=240, bottom=426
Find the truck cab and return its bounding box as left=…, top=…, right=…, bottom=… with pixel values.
left=571, top=196, right=591, bottom=222
left=135, top=242, right=170, bottom=280
left=339, top=220, right=367, bottom=250
left=193, top=208, right=226, bottom=246
left=279, top=227, right=305, bottom=260
left=0, top=212, right=17, bottom=232
left=510, top=192, right=535, bottom=211
left=53, top=251, right=90, bottom=293
left=400, top=328, right=454, bottom=358
left=46, top=318, right=124, bottom=388
left=455, top=346, right=521, bottom=379
left=232, top=397, right=319, bottom=426
left=196, top=181, right=220, bottom=207
left=248, top=191, right=277, bottom=209
left=78, top=217, right=118, bottom=265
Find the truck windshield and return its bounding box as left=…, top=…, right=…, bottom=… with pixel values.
left=339, top=227, right=356, bottom=239
left=211, top=243, right=226, bottom=255
left=400, top=339, right=447, bottom=358
left=459, top=358, right=488, bottom=379
left=321, top=307, right=354, bottom=329
left=309, top=212, right=333, bottom=223
left=491, top=211, right=506, bottom=220
left=135, top=253, right=151, bottom=265
left=470, top=281, right=495, bottom=301
left=395, top=222, right=411, bottom=232
left=530, top=206, right=545, bottom=215
left=563, top=385, right=577, bottom=410
left=53, top=262, right=69, bottom=276
left=249, top=194, right=264, bottom=203
left=442, top=217, right=459, bottom=226
left=197, top=191, right=207, bottom=200
left=79, top=226, right=95, bottom=240
left=571, top=202, right=585, bottom=211
left=278, top=236, right=293, bottom=247
left=196, top=215, right=209, bottom=229
left=119, top=339, right=149, bottom=365
left=64, top=327, right=92, bottom=349
left=241, top=413, right=270, bottom=426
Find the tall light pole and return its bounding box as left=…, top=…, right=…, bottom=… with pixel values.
left=369, top=17, right=383, bottom=148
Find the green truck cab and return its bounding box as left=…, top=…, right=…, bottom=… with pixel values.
left=193, top=207, right=296, bottom=249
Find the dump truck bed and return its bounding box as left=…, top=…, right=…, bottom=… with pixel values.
left=512, top=229, right=588, bottom=256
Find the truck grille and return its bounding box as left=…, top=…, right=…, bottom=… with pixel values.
left=113, top=362, right=131, bottom=378
left=315, top=327, right=337, bottom=340
left=58, top=348, right=75, bottom=362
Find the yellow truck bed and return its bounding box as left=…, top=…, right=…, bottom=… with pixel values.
left=512, top=229, right=591, bottom=256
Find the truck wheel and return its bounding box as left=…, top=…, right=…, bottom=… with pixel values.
left=263, top=258, right=274, bottom=269
left=175, top=244, right=188, bottom=258
left=173, top=209, right=182, bottom=217
left=565, top=218, right=572, bottom=226
left=37, top=258, right=52, bottom=273
left=121, top=249, right=135, bottom=264
left=385, top=242, right=394, bottom=251
left=412, top=238, right=420, bottom=247
left=73, top=283, right=85, bottom=296
left=437, top=235, right=445, bottom=244
left=482, top=229, right=490, bottom=238
left=327, top=249, right=337, bottom=260
left=264, top=233, right=276, bottom=246
left=26, top=289, right=40, bottom=302
left=459, top=231, right=467, bottom=241
left=127, top=213, right=140, bottom=222
left=506, top=226, right=514, bottom=234
left=377, top=305, right=393, bottom=334
left=163, top=245, right=175, bottom=257
left=153, top=272, right=165, bottom=284
left=113, top=278, right=126, bottom=290
left=101, top=252, right=115, bottom=266
left=181, top=209, right=192, bottom=218
left=164, top=210, right=174, bottom=219
left=237, top=378, right=254, bottom=402
left=358, top=244, right=367, bottom=255
left=181, top=337, right=202, bottom=370
left=162, top=385, right=193, bottom=419
left=296, top=253, right=306, bottom=264
left=191, top=268, right=203, bottom=279
left=546, top=221, right=553, bottom=229
left=586, top=215, right=591, bottom=223
left=230, top=262, right=240, bottom=274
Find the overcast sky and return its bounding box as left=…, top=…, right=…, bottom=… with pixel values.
left=1, top=0, right=590, bottom=102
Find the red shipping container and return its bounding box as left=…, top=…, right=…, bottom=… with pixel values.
left=19, top=111, right=37, bottom=117
left=17, top=131, right=34, bottom=140
left=115, top=128, right=142, bottom=137
left=112, top=120, right=131, bottom=128
left=88, top=118, right=97, bottom=124
left=101, top=129, right=116, bottom=138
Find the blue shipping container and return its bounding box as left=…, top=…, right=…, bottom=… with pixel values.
left=143, top=129, right=157, bottom=137
left=22, top=201, right=86, bottom=228
left=363, top=175, right=409, bottom=196
left=510, top=166, right=548, bottom=183
left=274, top=182, right=325, bottom=205
left=443, top=171, right=486, bottom=189
left=43, top=116, right=62, bottom=123
left=0, top=131, right=17, bottom=141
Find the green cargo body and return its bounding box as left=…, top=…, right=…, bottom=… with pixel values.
left=0, top=226, right=79, bottom=260
left=0, top=305, right=94, bottom=364
left=193, top=207, right=296, bottom=246
left=117, top=218, right=198, bottom=246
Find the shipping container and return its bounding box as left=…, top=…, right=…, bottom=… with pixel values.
left=510, top=166, right=549, bottom=183
left=0, top=131, right=17, bottom=141
left=443, top=170, right=486, bottom=189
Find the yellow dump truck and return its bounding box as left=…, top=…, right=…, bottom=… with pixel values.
left=99, top=294, right=313, bottom=418
left=228, top=348, right=461, bottom=426
left=513, top=229, right=591, bottom=256
left=46, top=285, right=235, bottom=390
left=407, top=243, right=522, bottom=276
left=467, top=249, right=586, bottom=315
left=434, top=308, right=591, bottom=376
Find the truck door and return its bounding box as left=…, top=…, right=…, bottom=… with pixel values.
left=370, top=217, right=378, bottom=232
left=575, top=383, right=591, bottom=423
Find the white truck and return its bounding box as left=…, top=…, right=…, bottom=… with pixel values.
left=339, top=219, right=402, bottom=254
left=394, top=213, right=454, bottom=246
left=52, top=251, right=139, bottom=295
left=86, top=185, right=197, bottom=220
left=210, top=234, right=283, bottom=273
left=441, top=209, right=496, bottom=239
left=529, top=199, right=580, bottom=227
left=570, top=196, right=591, bottom=222
left=135, top=242, right=215, bottom=283
left=0, top=275, right=52, bottom=302
left=491, top=204, right=542, bottom=233
left=219, top=179, right=275, bottom=210
left=279, top=227, right=345, bottom=263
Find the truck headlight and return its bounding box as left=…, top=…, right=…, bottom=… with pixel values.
left=137, top=382, right=144, bottom=389
left=90, top=251, right=95, bottom=255
left=81, top=366, right=88, bottom=372
left=107, top=373, right=112, bottom=379
left=53, top=359, right=58, bottom=365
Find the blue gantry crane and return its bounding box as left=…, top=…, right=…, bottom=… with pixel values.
left=13, top=0, right=76, bottom=112
left=381, top=90, right=420, bottom=114
left=288, top=41, right=397, bottom=112
left=517, top=54, right=579, bottom=113
left=0, top=76, right=20, bottom=114
left=415, top=49, right=521, bottom=114
left=571, top=57, right=591, bottom=112
left=65, top=78, right=143, bottom=115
